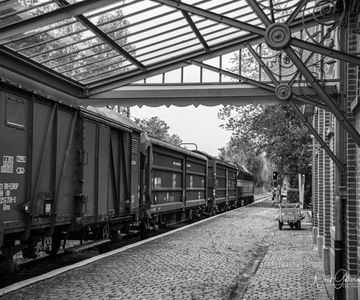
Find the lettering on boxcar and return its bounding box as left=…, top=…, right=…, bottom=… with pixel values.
left=1, top=156, right=14, bottom=174
left=0, top=182, right=19, bottom=210
left=16, top=167, right=25, bottom=174
left=16, top=155, right=26, bottom=163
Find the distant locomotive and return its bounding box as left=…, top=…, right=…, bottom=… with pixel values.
left=0, top=82, right=254, bottom=272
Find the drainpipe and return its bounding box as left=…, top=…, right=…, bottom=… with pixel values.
left=333, top=15, right=348, bottom=300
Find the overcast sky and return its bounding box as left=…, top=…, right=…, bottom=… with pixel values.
left=130, top=105, right=232, bottom=157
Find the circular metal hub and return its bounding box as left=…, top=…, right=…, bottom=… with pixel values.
left=265, top=23, right=291, bottom=50
left=275, top=84, right=292, bottom=101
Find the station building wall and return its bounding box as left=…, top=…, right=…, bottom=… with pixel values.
left=311, top=9, right=360, bottom=300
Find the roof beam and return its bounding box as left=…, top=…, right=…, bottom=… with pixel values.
left=0, top=0, right=120, bottom=41
left=285, top=46, right=360, bottom=147
left=291, top=38, right=360, bottom=66
left=191, top=60, right=327, bottom=109
left=153, top=0, right=266, bottom=35
left=245, top=0, right=272, bottom=26
left=54, top=0, right=146, bottom=70
left=181, top=10, right=210, bottom=51
left=87, top=14, right=321, bottom=95
left=80, top=83, right=335, bottom=108
left=289, top=100, right=344, bottom=170
left=0, top=46, right=84, bottom=97
left=286, top=0, right=308, bottom=25
left=154, top=0, right=360, bottom=66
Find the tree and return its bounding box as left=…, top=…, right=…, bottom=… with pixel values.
left=7, top=1, right=134, bottom=81
left=218, top=104, right=312, bottom=188
left=134, top=116, right=183, bottom=146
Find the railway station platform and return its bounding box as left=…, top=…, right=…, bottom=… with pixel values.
left=0, top=196, right=332, bottom=300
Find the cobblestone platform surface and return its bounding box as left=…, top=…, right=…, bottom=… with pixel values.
left=1, top=198, right=332, bottom=300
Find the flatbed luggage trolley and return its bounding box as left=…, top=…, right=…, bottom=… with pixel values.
left=278, top=202, right=304, bottom=230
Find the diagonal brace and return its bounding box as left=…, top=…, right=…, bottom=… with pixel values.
left=191, top=60, right=327, bottom=109
left=54, top=0, right=146, bottom=70
left=285, top=46, right=360, bottom=147
left=289, top=100, right=344, bottom=171
left=181, top=10, right=210, bottom=51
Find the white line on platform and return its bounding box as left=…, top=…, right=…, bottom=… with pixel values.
left=0, top=195, right=271, bottom=296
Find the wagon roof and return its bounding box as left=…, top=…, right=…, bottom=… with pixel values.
left=143, top=134, right=207, bottom=161
left=81, top=106, right=141, bottom=131
left=193, top=150, right=237, bottom=170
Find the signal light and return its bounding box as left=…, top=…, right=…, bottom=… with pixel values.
left=273, top=171, right=279, bottom=180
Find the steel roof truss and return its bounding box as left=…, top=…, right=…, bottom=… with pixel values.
left=0, top=46, right=84, bottom=97
left=155, top=0, right=360, bottom=67
left=286, top=0, right=309, bottom=26
left=153, top=0, right=266, bottom=36
left=181, top=10, right=210, bottom=51
left=0, top=0, right=121, bottom=41
left=54, top=0, right=145, bottom=70
left=289, top=100, right=344, bottom=171
left=191, top=60, right=327, bottom=109
left=284, top=46, right=360, bottom=148
left=246, top=43, right=279, bottom=85
left=245, top=0, right=272, bottom=26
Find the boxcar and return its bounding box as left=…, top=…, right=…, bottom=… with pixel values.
left=0, top=84, right=141, bottom=271
left=194, top=151, right=238, bottom=213
left=139, top=135, right=208, bottom=228
left=237, top=165, right=255, bottom=206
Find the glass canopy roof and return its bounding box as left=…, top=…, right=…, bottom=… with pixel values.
left=0, top=0, right=356, bottom=98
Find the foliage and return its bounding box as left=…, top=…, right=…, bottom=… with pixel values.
left=134, top=116, right=183, bottom=146
left=8, top=0, right=133, bottom=81
left=286, top=188, right=299, bottom=203
left=218, top=137, right=275, bottom=191
left=218, top=104, right=312, bottom=188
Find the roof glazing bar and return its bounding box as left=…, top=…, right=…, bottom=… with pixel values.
left=0, top=0, right=121, bottom=41
left=153, top=0, right=266, bottom=35
left=181, top=10, right=210, bottom=51
left=245, top=0, right=272, bottom=26
left=53, top=0, right=145, bottom=70
left=286, top=0, right=309, bottom=25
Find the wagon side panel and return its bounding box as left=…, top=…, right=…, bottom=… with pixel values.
left=0, top=91, right=29, bottom=228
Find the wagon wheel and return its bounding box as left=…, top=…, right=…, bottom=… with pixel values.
left=102, top=223, right=110, bottom=240
left=49, top=235, right=62, bottom=257
left=278, top=221, right=283, bottom=230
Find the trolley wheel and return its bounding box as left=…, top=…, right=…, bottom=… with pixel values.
left=295, top=220, right=301, bottom=230
left=278, top=221, right=283, bottom=230
left=289, top=222, right=294, bottom=229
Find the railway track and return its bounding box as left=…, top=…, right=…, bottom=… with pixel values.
left=0, top=194, right=270, bottom=295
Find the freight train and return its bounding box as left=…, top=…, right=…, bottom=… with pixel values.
left=0, top=83, right=254, bottom=272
